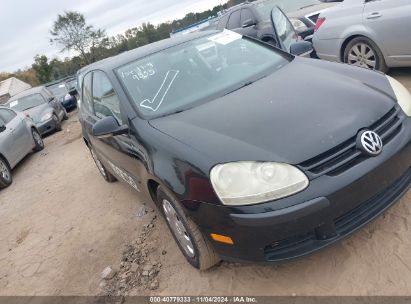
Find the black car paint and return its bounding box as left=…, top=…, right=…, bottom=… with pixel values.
left=79, top=32, right=411, bottom=263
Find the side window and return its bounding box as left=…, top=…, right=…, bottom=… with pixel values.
left=0, top=109, right=17, bottom=124
left=227, top=10, right=241, bottom=29
left=92, top=71, right=122, bottom=124
left=82, top=72, right=93, bottom=113
left=241, top=9, right=255, bottom=24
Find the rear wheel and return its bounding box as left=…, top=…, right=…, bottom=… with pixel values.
left=53, top=114, right=62, bottom=132
left=32, top=129, right=44, bottom=152
left=90, top=147, right=116, bottom=182
left=157, top=186, right=220, bottom=270
left=343, top=37, right=388, bottom=72
left=0, top=156, right=12, bottom=189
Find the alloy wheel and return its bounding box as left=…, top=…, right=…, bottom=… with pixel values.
left=0, top=159, right=11, bottom=182
left=162, top=199, right=195, bottom=258
left=347, top=43, right=376, bottom=69
left=33, top=130, right=44, bottom=148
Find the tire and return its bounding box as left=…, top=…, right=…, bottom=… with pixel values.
left=343, top=37, right=388, bottom=73
left=63, top=108, right=68, bottom=120
left=0, top=156, right=12, bottom=189
left=89, top=147, right=116, bottom=183
left=32, top=128, right=44, bottom=152
left=157, top=186, right=220, bottom=270
left=53, top=114, right=62, bottom=132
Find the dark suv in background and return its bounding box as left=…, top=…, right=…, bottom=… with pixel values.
left=213, top=0, right=336, bottom=42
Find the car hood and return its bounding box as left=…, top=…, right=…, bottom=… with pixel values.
left=149, top=58, right=397, bottom=165
left=287, top=3, right=337, bottom=18
left=24, top=104, right=52, bottom=123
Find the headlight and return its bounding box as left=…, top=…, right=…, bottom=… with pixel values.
left=289, top=18, right=308, bottom=33
left=41, top=113, right=53, bottom=122
left=386, top=75, right=411, bottom=116
left=210, top=162, right=309, bottom=206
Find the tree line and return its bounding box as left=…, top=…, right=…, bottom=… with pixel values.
left=0, top=0, right=246, bottom=87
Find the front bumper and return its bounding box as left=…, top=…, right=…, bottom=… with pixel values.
left=36, top=118, right=57, bottom=135
left=184, top=118, right=411, bottom=263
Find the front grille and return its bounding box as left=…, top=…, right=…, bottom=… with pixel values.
left=307, top=13, right=320, bottom=24
left=298, top=106, right=404, bottom=178
left=336, top=167, right=411, bottom=235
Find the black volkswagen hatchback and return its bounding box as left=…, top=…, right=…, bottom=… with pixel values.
left=78, top=30, right=411, bottom=270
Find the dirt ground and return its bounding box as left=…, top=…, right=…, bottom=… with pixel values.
left=1, top=68, right=411, bottom=296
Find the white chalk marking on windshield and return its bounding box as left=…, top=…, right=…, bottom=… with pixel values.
left=140, top=70, right=179, bottom=112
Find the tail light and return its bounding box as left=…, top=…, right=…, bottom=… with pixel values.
left=314, top=17, right=325, bottom=32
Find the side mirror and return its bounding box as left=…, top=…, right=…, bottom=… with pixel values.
left=0, top=125, right=6, bottom=133
left=92, top=116, right=128, bottom=138
left=242, top=19, right=257, bottom=28
left=289, top=41, right=313, bottom=57
left=68, top=88, right=78, bottom=96
left=48, top=97, right=54, bottom=102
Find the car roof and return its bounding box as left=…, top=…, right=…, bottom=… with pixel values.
left=8, top=86, right=46, bottom=102
left=80, top=30, right=219, bottom=74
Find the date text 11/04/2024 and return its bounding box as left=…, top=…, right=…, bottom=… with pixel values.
left=149, top=296, right=258, bottom=303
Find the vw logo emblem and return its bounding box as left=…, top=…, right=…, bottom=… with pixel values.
left=357, top=130, right=383, bottom=156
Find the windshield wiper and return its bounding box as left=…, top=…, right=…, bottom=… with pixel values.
left=300, top=4, right=316, bottom=9
left=22, top=106, right=38, bottom=111
left=224, top=74, right=269, bottom=96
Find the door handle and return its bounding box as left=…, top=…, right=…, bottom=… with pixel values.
left=367, top=12, right=382, bottom=19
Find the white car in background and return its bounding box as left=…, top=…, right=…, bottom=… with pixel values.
left=313, top=0, right=411, bottom=72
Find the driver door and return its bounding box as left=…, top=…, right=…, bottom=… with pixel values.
left=271, top=6, right=299, bottom=53
left=0, top=109, right=30, bottom=167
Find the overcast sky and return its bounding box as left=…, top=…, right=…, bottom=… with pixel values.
left=0, top=0, right=223, bottom=72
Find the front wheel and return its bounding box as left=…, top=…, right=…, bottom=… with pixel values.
left=53, top=114, right=62, bottom=132
left=0, top=156, right=12, bottom=189
left=343, top=37, right=387, bottom=72
left=157, top=186, right=220, bottom=270
left=32, top=129, right=44, bottom=152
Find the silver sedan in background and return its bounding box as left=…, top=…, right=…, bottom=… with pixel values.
left=0, top=107, right=44, bottom=189
left=313, top=0, right=411, bottom=72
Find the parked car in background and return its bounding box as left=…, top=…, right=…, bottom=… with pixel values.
left=206, top=5, right=313, bottom=56
left=0, top=106, right=44, bottom=189
left=213, top=0, right=336, bottom=41
left=46, top=81, right=78, bottom=111
left=79, top=30, right=411, bottom=270
left=7, top=87, right=67, bottom=136
left=313, top=0, right=411, bottom=72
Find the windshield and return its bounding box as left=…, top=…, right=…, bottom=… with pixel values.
left=8, top=94, right=46, bottom=111
left=255, top=0, right=320, bottom=19
left=116, top=31, right=289, bottom=119
left=48, top=83, right=67, bottom=95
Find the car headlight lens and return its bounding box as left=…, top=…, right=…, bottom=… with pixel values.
left=41, top=113, right=53, bottom=122
left=210, top=162, right=309, bottom=206
left=387, top=75, right=411, bottom=116
left=289, top=18, right=308, bottom=33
